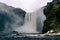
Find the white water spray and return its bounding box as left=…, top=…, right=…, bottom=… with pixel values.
left=0, top=0, right=52, bottom=33
left=24, top=13, right=37, bottom=33
left=13, top=13, right=37, bottom=33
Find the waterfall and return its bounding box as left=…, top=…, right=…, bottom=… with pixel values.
left=15, top=13, right=38, bottom=33
left=24, top=13, right=37, bottom=33
left=12, top=11, right=38, bottom=33
left=12, top=7, right=46, bottom=33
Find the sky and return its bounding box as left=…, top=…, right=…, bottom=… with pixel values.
left=0, top=0, right=52, bottom=12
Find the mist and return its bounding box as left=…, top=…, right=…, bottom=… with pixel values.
left=0, top=3, right=26, bottom=34
left=0, top=0, right=52, bottom=12
left=0, top=0, right=52, bottom=34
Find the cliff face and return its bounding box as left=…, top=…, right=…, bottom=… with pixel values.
left=0, top=3, right=26, bottom=34
left=42, top=0, right=60, bottom=33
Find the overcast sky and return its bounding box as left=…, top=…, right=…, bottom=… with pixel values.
left=0, top=0, right=52, bottom=12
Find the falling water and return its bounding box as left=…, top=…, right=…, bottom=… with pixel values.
left=9, top=7, right=46, bottom=33
left=24, top=13, right=37, bottom=33
left=0, top=0, right=52, bottom=34
left=14, top=13, right=38, bottom=33
left=0, top=1, right=49, bottom=34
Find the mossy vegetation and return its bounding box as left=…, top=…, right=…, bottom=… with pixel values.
left=42, top=0, right=60, bottom=33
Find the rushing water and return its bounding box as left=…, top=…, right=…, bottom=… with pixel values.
left=18, top=13, right=37, bottom=33
left=13, top=12, right=38, bottom=33
left=13, top=7, right=46, bottom=33
left=0, top=2, right=46, bottom=34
